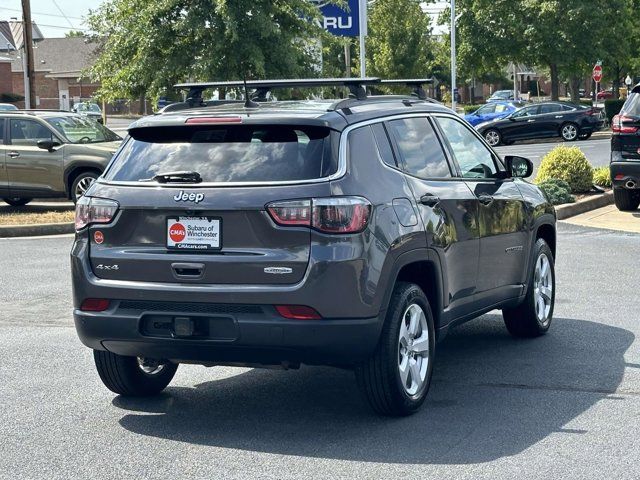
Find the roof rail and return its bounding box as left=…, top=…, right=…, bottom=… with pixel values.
left=173, top=78, right=382, bottom=107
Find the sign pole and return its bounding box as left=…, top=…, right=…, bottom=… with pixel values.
left=359, top=0, right=366, bottom=78
left=450, top=0, right=456, bottom=111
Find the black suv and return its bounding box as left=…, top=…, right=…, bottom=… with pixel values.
left=611, top=84, right=640, bottom=211
left=71, top=79, right=557, bottom=416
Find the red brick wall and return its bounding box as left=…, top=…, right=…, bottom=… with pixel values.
left=12, top=71, right=59, bottom=108
left=0, top=62, right=12, bottom=95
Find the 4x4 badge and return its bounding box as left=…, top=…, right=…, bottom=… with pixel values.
left=174, top=190, right=204, bottom=203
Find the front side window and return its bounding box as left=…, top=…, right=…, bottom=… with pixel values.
left=387, top=117, right=451, bottom=179
left=436, top=116, right=498, bottom=179
left=511, top=105, right=539, bottom=118
left=9, top=119, right=54, bottom=146
left=46, top=116, right=120, bottom=144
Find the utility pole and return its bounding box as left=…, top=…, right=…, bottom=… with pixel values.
left=450, top=0, right=456, bottom=111
left=21, top=0, right=36, bottom=108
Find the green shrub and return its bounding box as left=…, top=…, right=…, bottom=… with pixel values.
left=0, top=92, right=24, bottom=102
left=463, top=104, right=482, bottom=114
left=536, top=146, right=594, bottom=193
left=537, top=179, right=576, bottom=205
left=604, top=99, right=625, bottom=122
left=593, top=166, right=612, bottom=188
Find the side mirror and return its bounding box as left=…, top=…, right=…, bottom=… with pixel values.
left=505, top=155, right=533, bottom=178
left=37, top=139, right=61, bottom=152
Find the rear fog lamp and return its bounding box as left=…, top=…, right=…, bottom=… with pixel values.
left=275, top=305, right=322, bottom=320
left=80, top=299, right=110, bottom=312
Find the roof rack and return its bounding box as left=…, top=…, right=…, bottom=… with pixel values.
left=174, top=78, right=382, bottom=107
left=379, top=79, right=435, bottom=100
left=168, top=77, right=439, bottom=113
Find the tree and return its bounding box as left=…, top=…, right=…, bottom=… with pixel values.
left=365, top=0, right=434, bottom=84
left=85, top=0, right=326, bottom=101
left=65, top=30, right=86, bottom=37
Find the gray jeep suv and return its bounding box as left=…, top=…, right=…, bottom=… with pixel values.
left=71, top=79, right=556, bottom=416
left=0, top=111, right=121, bottom=206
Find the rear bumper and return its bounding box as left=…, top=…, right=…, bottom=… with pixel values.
left=611, top=161, right=640, bottom=189
left=74, top=307, right=381, bottom=366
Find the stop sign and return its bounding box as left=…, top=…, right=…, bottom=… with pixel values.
left=593, top=64, right=603, bottom=83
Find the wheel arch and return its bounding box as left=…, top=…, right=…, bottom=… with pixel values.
left=65, top=164, right=103, bottom=199
left=535, top=221, right=556, bottom=259
left=381, top=249, right=445, bottom=335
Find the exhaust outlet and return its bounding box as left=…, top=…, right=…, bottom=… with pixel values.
left=626, top=180, right=637, bottom=189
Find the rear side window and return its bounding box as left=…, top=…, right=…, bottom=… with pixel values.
left=104, top=125, right=334, bottom=183
left=0, top=118, right=4, bottom=143
left=622, top=93, right=640, bottom=116
left=539, top=104, right=562, bottom=114
left=387, top=117, right=451, bottom=179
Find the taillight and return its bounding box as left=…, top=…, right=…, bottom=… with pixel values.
left=612, top=115, right=639, bottom=134
left=75, top=197, right=119, bottom=231
left=80, top=298, right=110, bottom=312
left=267, top=200, right=311, bottom=226
left=275, top=305, right=321, bottom=320
left=267, top=197, right=371, bottom=234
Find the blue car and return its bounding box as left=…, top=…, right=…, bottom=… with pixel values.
left=464, top=101, right=526, bottom=127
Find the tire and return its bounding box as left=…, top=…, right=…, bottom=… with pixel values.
left=355, top=282, right=436, bottom=416
left=560, top=122, right=579, bottom=141
left=93, top=350, right=178, bottom=396
left=503, top=238, right=555, bottom=338
left=578, top=132, right=592, bottom=140
left=484, top=129, right=502, bottom=147
left=71, top=171, right=100, bottom=203
left=613, top=187, right=640, bottom=211
left=2, top=197, right=32, bottom=207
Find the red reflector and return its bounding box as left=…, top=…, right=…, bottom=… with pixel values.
left=80, top=298, right=110, bottom=312
left=615, top=174, right=625, bottom=180
left=185, top=117, right=242, bottom=124
left=275, top=305, right=321, bottom=320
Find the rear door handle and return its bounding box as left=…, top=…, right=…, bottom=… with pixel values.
left=555, top=115, right=563, bottom=118
left=420, top=193, right=440, bottom=207
left=478, top=194, right=494, bottom=205
left=8, top=151, right=19, bottom=158
left=527, top=119, right=535, bottom=123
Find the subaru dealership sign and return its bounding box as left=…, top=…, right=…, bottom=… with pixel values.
left=311, top=0, right=364, bottom=37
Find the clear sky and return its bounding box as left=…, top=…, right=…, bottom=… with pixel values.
left=2, top=0, right=104, bottom=38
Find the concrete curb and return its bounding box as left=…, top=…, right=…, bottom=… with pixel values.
left=556, top=191, right=614, bottom=220
left=0, top=222, right=74, bottom=238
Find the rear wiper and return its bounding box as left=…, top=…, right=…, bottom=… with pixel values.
left=141, top=171, right=202, bottom=183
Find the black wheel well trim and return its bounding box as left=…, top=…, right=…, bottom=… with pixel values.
left=381, top=248, right=445, bottom=333
left=65, top=164, right=103, bottom=197
left=533, top=217, right=556, bottom=259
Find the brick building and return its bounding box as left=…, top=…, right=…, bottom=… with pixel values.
left=6, top=37, right=100, bottom=109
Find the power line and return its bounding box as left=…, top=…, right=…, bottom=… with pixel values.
left=51, top=0, right=76, bottom=28
left=0, top=6, right=84, bottom=21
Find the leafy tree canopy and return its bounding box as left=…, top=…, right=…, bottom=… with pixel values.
left=86, top=0, right=326, bottom=100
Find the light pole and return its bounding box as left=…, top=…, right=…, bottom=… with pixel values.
left=450, top=0, right=456, bottom=111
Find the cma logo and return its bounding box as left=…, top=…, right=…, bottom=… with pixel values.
left=316, top=16, right=353, bottom=30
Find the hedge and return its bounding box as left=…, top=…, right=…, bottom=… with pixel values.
left=604, top=99, right=626, bottom=122
left=0, top=93, right=24, bottom=103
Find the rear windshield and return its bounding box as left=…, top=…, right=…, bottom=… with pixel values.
left=622, top=92, right=640, bottom=116
left=104, top=124, right=335, bottom=183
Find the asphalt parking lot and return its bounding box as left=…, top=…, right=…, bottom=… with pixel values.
left=0, top=222, right=638, bottom=479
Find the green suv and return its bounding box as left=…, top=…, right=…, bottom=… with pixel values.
left=0, top=111, right=121, bottom=206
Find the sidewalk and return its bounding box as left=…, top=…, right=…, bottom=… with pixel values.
left=562, top=204, right=640, bottom=233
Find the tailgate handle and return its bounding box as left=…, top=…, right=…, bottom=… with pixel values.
left=172, top=263, right=205, bottom=279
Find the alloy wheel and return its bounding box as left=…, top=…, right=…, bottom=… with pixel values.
left=562, top=124, right=578, bottom=141
left=533, top=253, right=553, bottom=325
left=75, top=176, right=96, bottom=199
left=485, top=130, right=500, bottom=146
left=398, top=303, right=430, bottom=396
